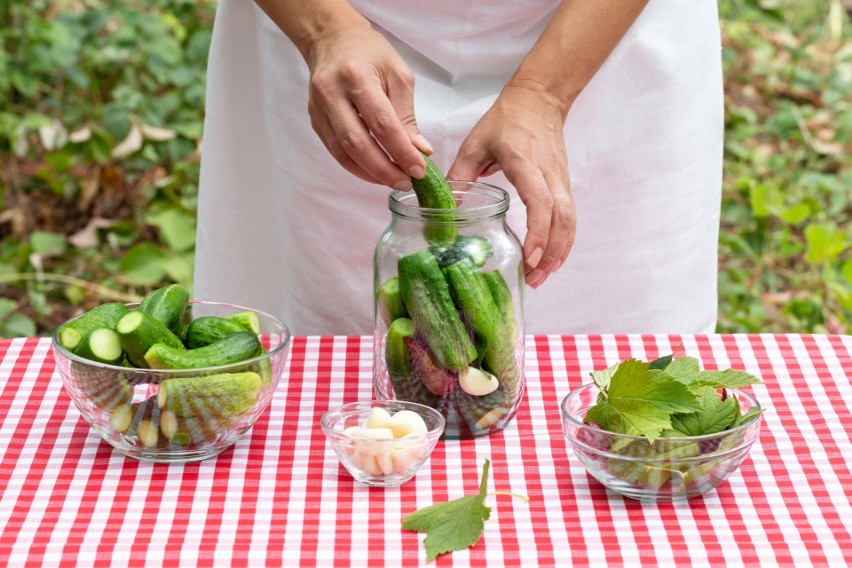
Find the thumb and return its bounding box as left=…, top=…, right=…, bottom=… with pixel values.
left=447, top=142, right=492, bottom=183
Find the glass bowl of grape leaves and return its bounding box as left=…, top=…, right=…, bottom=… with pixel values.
left=560, top=350, right=764, bottom=501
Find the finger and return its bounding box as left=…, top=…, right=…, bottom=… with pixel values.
left=354, top=77, right=426, bottom=180
left=503, top=163, right=553, bottom=276
left=533, top=181, right=576, bottom=282
left=326, top=98, right=414, bottom=190
left=309, top=103, right=383, bottom=185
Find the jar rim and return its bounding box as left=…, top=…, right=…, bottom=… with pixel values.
left=388, top=180, right=510, bottom=221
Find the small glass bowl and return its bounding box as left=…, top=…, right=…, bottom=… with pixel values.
left=561, top=383, right=762, bottom=501
left=52, top=300, right=291, bottom=463
left=321, top=400, right=445, bottom=487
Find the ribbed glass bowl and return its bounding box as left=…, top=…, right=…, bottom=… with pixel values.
left=52, top=301, right=290, bottom=463
left=561, top=383, right=762, bottom=501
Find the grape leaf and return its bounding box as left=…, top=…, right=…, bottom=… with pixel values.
left=693, top=369, right=763, bottom=389
left=585, top=359, right=701, bottom=442
left=590, top=361, right=620, bottom=390
left=648, top=342, right=683, bottom=370
left=402, top=460, right=492, bottom=563
left=670, top=386, right=740, bottom=436
left=663, top=356, right=702, bottom=385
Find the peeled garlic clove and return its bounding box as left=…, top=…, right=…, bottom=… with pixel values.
left=475, top=408, right=505, bottom=430
left=364, top=406, right=393, bottom=429
left=392, top=439, right=426, bottom=473
left=389, top=410, right=428, bottom=438
left=458, top=366, right=499, bottom=396
left=353, top=450, right=382, bottom=476
left=349, top=427, right=394, bottom=440
left=376, top=449, right=394, bottom=475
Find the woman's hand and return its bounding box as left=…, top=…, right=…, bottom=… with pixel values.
left=304, top=23, right=431, bottom=189
left=255, top=0, right=431, bottom=187
left=447, top=84, right=576, bottom=288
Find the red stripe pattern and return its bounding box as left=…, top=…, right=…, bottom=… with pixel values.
left=0, top=335, right=850, bottom=567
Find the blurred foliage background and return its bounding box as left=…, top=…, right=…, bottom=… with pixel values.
left=0, top=0, right=850, bottom=338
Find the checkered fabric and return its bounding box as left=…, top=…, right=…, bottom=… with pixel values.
left=0, top=335, right=850, bottom=566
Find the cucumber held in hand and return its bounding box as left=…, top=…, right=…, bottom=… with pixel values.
left=58, top=302, right=130, bottom=351
left=398, top=251, right=477, bottom=372
left=411, top=153, right=457, bottom=245
left=117, top=310, right=185, bottom=368
left=144, top=331, right=262, bottom=370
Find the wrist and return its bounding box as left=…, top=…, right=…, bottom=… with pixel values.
left=255, top=0, right=372, bottom=61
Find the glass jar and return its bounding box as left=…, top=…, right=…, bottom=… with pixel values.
left=373, top=180, right=525, bottom=438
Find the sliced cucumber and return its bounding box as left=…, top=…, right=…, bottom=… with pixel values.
left=73, top=328, right=124, bottom=365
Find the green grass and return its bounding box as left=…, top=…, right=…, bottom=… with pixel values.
left=0, top=0, right=849, bottom=337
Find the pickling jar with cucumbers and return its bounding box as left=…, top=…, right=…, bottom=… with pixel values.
left=373, top=157, right=526, bottom=438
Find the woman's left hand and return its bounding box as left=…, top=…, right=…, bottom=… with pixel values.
left=447, top=83, right=576, bottom=289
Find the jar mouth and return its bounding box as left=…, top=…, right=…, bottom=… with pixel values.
left=389, top=180, right=510, bottom=221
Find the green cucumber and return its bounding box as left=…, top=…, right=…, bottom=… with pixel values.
left=377, top=277, right=408, bottom=325
left=73, top=327, right=124, bottom=365
left=432, top=235, right=494, bottom=268
left=58, top=302, right=130, bottom=351
left=185, top=316, right=246, bottom=349
left=117, top=310, right=185, bottom=368
left=385, top=317, right=415, bottom=379
left=226, top=310, right=261, bottom=335
left=482, top=269, right=522, bottom=398
left=186, top=315, right=271, bottom=382
left=159, top=371, right=262, bottom=418
left=443, top=259, right=502, bottom=374
left=144, top=331, right=262, bottom=370
left=137, top=284, right=190, bottom=335
left=397, top=251, right=477, bottom=372
left=411, top=153, right=457, bottom=245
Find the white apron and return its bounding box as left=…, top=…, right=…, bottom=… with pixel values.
left=194, top=0, right=724, bottom=336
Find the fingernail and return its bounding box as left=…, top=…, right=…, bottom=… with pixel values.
left=409, top=164, right=425, bottom=179
left=394, top=180, right=413, bottom=191
left=527, top=247, right=543, bottom=269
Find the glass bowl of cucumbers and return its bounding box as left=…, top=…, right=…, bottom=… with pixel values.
left=51, top=285, right=291, bottom=463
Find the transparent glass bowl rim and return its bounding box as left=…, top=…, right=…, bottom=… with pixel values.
left=560, top=383, right=763, bottom=460
left=388, top=180, right=510, bottom=221
left=321, top=400, right=447, bottom=444
left=51, top=299, right=291, bottom=377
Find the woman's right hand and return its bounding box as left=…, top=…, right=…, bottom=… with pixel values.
left=302, top=21, right=430, bottom=189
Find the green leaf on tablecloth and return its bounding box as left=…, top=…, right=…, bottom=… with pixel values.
left=402, top=460, right=528, bottom=563
left=402, top=460, right=492, bottom=563
left=670, top=387, right=740, bottom=436
left=585, top=359, right=701, bottom=442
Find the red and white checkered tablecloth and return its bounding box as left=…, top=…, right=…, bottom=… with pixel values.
left=0, top=334, right=850, bottom=567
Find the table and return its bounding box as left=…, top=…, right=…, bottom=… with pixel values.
left=0, top=335, right=850, bottom=567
